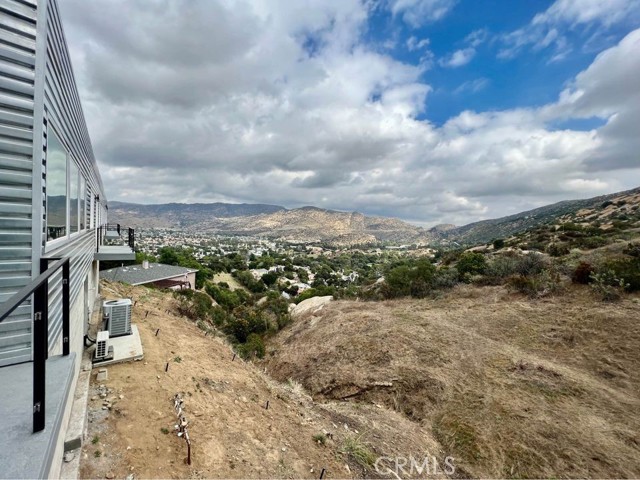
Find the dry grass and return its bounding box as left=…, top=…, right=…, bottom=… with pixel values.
left=81, top=281, right=446, bottom=479
left=265, top=284, right=640, bottom=478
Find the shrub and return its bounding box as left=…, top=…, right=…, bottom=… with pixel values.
left=493, top=239, right=505, bottom=250
left=237, top=333, right=265, bottom=359
left=433, top=267, right=459, bottom=289
left=547, top=243, right=570, bottom=257
left=507, top=269, right=562, bottom=298
left=602, top=257, right=640, bottom=292
left=514, top=253, right=547, bottom=277
left=456, top=252, right=487, bottom=281
left=224, top=306, right=268, bottom=343
left=623, top=243, right=640, bottom=258
left=589, top=270, right=629, bottom=302
left=295, top=285, right=336, bottom=303
left=572, top=262, right=594, bottom=284
left=234, top=270, right=267, bottom=293
left=576, top=236, right=608, bottom=249
left=383, top=259, right=436, bottom=298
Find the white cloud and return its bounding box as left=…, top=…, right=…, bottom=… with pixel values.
left=59, top=1, right=640, bottom=226
left=406, top=36, right=430, bottom=51
left=387, top=0, right=457, bottom=27
left=439, top=47, right=475, bottom=67
left=499, top=0, right=640, bottom=60
left=453, top=78, right=489, bottom=94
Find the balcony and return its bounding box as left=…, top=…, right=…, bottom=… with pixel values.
left=94, top=224, right=136, bottom=261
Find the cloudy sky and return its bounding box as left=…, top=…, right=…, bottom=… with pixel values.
left=59, top=0, right=640, bottom=226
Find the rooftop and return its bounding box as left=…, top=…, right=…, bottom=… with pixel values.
left=100, top=263, right=198, bottom=286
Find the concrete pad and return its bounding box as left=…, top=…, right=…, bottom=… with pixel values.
left=96, top=368, right=108, bottom=382
left=0, top=354, right=76, bottom=479
left=92, top=324, right=143, bottom=367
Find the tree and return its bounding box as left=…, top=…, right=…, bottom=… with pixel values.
left=492, top=239, right=505, bottom=250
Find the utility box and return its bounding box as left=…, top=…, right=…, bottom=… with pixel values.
left=103, top=299, right=132, bottom=337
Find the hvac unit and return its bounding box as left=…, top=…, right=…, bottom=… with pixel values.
left=103, top=298, right=132, bottom=337
left=93, top=330, right=113, bottom=362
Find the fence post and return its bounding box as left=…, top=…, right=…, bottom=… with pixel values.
left=33, top=260, right=49, bottom=432
left=62, top=259, right=70, bottom=356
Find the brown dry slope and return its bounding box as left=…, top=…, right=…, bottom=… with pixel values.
left=264, top=285, right=640, bottom=478
left=80, top=282, right=445, bottom=479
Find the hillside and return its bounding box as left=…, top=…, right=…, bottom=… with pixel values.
left=264, top=285, right=640, bottom=478
left=442, top=187, right=640, bottom=245
left=108, top=202, right=435, bottom=245
left=81, top=282, right=444, bottom=479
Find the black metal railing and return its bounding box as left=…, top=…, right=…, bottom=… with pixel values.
left=96, top=224, right=135, bottom=252
left=0, top=257, right=70, bottom=433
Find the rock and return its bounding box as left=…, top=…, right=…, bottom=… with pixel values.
left=105, top=472, right=115, bottom=479
left=96, top=369, right=108, bottom=381
left=291, top=296, right=333, bottom=319
left=63, top=452, right=75, bottom=463
left=126, top=474, right=135, bottom=480
left=119, top=395, right=124, bottom=400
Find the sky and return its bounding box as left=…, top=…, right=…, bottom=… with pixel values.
left=59, top=0, right=640, bottom=227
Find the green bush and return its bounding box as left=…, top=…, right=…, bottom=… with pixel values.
left=234, top=270, right=267, bottom=293
left=456, top=252, right=487, bottom=281
left=602, top=257, right=640, bottom=292
left=547, top=243, right=570, bottom=257
left=492, top=239, right=505, bottom=250
left=383, top=259, right=436, bottom=298
left=295, top=285, right=336, bottom=303
left=589, top=270, right=628, bottom=301
left=237, top=333, right=265, bottom=359
left=433, top=267, right=459, bottom=289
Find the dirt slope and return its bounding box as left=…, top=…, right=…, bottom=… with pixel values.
left=264, top=285, right=640, bottom=478
left=80, top=282, right=444, bottom=479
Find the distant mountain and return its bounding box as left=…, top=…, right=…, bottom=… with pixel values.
left=109, top=186, right=640, bottom=246
left=108, top=201, right=286, bottom=229
left=108, top=201, right=434, bottom=245
left=439, top=186, right=640, bottom=245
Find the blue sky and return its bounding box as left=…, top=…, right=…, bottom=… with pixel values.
left=61, top=0, right=640, bottom=226
left=366, top=0, right=637, bottom=125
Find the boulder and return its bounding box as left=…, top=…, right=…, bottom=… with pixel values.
left=291, top=296, right=333, bottom=319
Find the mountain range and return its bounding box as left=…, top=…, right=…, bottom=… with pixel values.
left=108, top=186, right=640, bottom=246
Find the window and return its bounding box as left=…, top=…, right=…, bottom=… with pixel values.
left=69, top=160, right=79, bottom=234
left=46, top=130, right=67, bottom=241
left=80, top=176, right=86, bottom=230
left=46, top=126, right=93, bottom=245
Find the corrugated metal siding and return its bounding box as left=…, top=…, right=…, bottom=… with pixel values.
left=41, top=0, right=106, bottom=354
left=0, top=0, right=108, bottom=365
left=0, top=0, right=37, bottom=366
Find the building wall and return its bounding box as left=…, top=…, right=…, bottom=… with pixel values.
left=0, top=0, right=107, bottom=367
left=0, top=0, right=39, bottom=366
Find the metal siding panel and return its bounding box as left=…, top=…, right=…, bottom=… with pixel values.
left=0, top=1, right=34, bottom=366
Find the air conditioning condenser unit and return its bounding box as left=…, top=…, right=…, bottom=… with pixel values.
left=103, top=298, right=132, bottom=337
